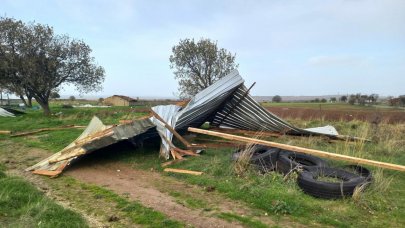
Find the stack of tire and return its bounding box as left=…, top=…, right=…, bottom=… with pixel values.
left=232, top=146, right=372, bottom=199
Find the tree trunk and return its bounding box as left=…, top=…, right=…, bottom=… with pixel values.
left=27, top=96, right=33, bottom=107
left=19, top=95, right=28, bottom=107
left=25, top=90, right=33, bottom=107
left=35, top=97, right=51, bottom=116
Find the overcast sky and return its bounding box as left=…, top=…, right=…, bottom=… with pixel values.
left=2, top=0, right=405, bottom=98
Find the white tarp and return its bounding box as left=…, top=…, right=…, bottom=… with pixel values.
left=0, top=108, right=15, bottom=117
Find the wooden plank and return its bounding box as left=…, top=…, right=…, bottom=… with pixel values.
left=161, top=158, right=187, bottom=167
left=11, top=125, right=86, bottom=137
left=48, top=148, right=86, bottom=163
left=150, top=109, right=191, bottom=147
left=55, top=161, right=69, bottom=171
left=173, top=147, right=199, bottom=156
left=188, top=127, right=405, bottom=172
left=0, top=130, right=11, bottom=135
left=32, top=169, right=62, bottom=176
left=170, top=149, right=184, bottom=160
left=164, top=168, right=203, bottom=175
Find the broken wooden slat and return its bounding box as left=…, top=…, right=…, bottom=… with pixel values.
left=11, top=125, right=86, bottom=137
left=188, top=127, right=405, bottom=172
left=161, top=158, right=187, bottom=167
left=173, top=147, right=199, bottom=156
left=0, top=130, right=11, bottom=135
left=48, top=148, right=86, bottom=164
left=32, top=169, right=62, bottom=177
left=170, top=149, right=184, bottom=160
left=151, top=109, right=191, bottom=147
left=164, top=168, right=203, bottom=175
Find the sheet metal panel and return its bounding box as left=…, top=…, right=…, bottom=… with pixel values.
left=211, top=86, right=303, bottom=133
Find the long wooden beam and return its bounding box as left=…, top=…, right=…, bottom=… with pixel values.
left=150, top=109, right=191, bottom=147
left=188, top=127, right=405, bottom=172
left=164, top=168, right=203, bottom=175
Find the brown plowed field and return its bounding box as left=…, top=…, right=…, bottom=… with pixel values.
left=267, top=107, right=405, bottom=124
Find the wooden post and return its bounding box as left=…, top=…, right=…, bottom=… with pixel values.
left=188, top=127, right=405, bottom=172
left=150, top=109, right=191, bottom=147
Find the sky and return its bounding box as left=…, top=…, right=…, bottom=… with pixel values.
left=1, top=0, right=405, bottom=98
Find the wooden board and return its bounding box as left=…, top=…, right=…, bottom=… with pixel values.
left=32, top=169, right=62, bottom=177
left=164, top=168, right=203, bottom=175
left=188, top=127, right=405, bottom=172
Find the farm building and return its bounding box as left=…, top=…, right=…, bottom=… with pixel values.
left=103, top=95, right=137, bottom=106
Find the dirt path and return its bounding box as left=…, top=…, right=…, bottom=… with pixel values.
left=67, top=160, right=263, bottom=228
left=0, top=140, right=301, bottom=227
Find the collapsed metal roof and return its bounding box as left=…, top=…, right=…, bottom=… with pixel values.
left=27, top=116, right=156, bottom=176
left=151, top=69, right=338, bottom=158
left=28, top=69, right=339, bottom=176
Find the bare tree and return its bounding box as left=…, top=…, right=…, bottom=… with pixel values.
left=170, top=38, right=238, bottom=98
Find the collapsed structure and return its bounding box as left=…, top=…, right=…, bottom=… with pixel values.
left=0, top=107, right=16, bottom=117
left=28, top=70, right=338, bottom=176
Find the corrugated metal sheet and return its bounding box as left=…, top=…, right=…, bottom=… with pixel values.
left=211, top=85, right=302, bottom=133
left=150, top=105, right=182, bottom=158
left=27, top=117, right=156, bottom=172
left=151, top=69, right=338, bottom=158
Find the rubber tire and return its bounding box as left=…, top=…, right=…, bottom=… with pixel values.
left=250, top=148, right=280, bottom=172
left=297, top=167, right=368, bottom=199
left=231, top=146, right=280, bottom=172
left=231, top=145, right=269, bottom=161
left=341, top=165, right=372, bottom=182
left=276, top=150, right=328, bottom=175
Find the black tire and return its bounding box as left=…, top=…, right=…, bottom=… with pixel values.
left=341, top=165, right=372, bottom=182
left=231, top=145, right=280, bottom=172
left=276, top=150, right=328, bottom=175
left=297, top=167, right=368, bottom=199
left=231, top=145, right=269, bottom=161
left=251, top=148, right=280, bottom=172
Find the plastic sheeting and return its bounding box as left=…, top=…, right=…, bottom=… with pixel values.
left=0, top=108, right=15, bottom=117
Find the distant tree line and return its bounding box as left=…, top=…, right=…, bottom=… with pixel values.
left=388, top=95, right=405, bottom=107
left=346, top=93, right=379, bottom=106
left=0, top=17, right=105, bottom=115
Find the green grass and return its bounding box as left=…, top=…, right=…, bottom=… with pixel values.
left=1, top=101, right=404, bottom=227
left=0, top=168, right=88, bottom=227
left=218, top=212, right=268, bottom=228
left=168, top=191, right=209, bottom=210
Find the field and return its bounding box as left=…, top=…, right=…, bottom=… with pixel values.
left=0, top=102, right=404, bottom=227
left=263, top=102, right=405, bottom=124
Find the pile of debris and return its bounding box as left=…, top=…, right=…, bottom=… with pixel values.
left=25, top=70, right=405, bottom=177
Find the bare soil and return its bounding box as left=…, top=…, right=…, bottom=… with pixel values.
left=66, top=158, right=287, bottom=227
